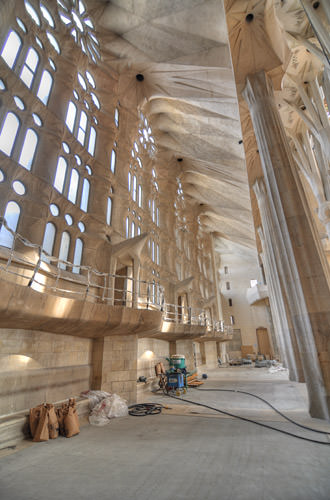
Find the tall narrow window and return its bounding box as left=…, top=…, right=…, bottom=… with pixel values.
left=80, top=178, right=90, bottom=212
left=53, top=156, right=67, bottom=193
left=226, top=281, right=230, bottom=290
left=37, top=70, right=53, bottom=105
left=72, top=238, right=83, bottom=274
left=156, top=244, right=160, bottom=265
left=1, top=30, right=22, bottom=68
left=68, top=168, right=79, bottom=204
left=88, top=126, right=96, bottom=156
left=128, top=172, right=131, bottom=192
left=41, top=222, right=56, bottom=262
left=110, top=149, right=116, bottom=173
left=18, top=128, right=38, bottom=170
left=0, top=112, right=20, bottom=156
left=0, top=201, right=20, bottom=248
left=58, top=231, right=70, bottom=270
left=65, top=101, right=77, bottom=133
left=106, top=197, right=112, bottom=225
left=138, top=185, right=142, bottom=208
left=132, top=175, right=137, bottom=202
left=77, top=110, right=87, bottom=145
left=131, top=221, right=135, bottom=238
left=152, top=200, right=155, bottom=222
left=152, top=240, right=155, bottom=262
left=125, top=216, right=129, bottom=238
left=156, top=207, right=159, bottom=226
left=114, top=107, right=119, bottom=127
left=20, top=47, right=39, bottom=88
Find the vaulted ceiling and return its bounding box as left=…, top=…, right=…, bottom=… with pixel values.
left=91, top=0, right=257, bottom=259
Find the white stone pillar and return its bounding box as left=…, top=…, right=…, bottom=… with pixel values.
left=243, top=71, right=330, bottom=419
left=253, top=183, right=301, bottom=381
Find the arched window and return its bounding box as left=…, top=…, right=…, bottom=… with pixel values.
left=77, top=110, right=87, bottom=145
left=37, top=70, right=53, bottom=105
left=41, top=222, right=56, bottom=262
left=132, top=175, right=137, bottom=202
left=18, top=128, right=38, bottom=170
left=128, top=172, right=131, bottom=192
left=58, top=231, right=70, bottom=270
left=110, top=149, right=116, bottom=173
left=88, top=126, right=96, bottom=156
left=53, top=156, right=67, bottom=193
left=0, top=201, right=20, bottom=248
left=65, top=101, right=77, bottom=133
left=131, top=221, right=135, bottom=238
left=106, top=197, right=112, bottom=225
left=0, top=112, right=20, bottom=156
left=137, top=226, right=141, bottom=236
left=156, top=244, right=160, bottom=265
left=138, top=185, right=142, bottom=208
left=156, top=207, right=160, bottom=227
left=20, top=47, right=39, bottom=88
left=80, top=178, right=90, bottom=212
left=72, top=238, right=83, bottom=274
left=68, top=168, right=79, bottom=204
left=125, top=216, right=129, bottom=238
left=1, top=30, right=22, bottom=68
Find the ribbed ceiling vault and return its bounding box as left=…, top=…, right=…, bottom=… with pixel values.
left=92, top=0, right=257, bottom=258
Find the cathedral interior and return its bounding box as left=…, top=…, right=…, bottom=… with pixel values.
left=0, top=1, right=329, bottom=499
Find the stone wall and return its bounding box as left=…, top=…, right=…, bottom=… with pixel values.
left=137, top=338, right=170, bottom=379
left=92, top=335, right=138, bottom=404
left=0, top=329, right=92, bottom=416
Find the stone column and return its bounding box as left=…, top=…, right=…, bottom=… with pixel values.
left=243, top=71, right=330, bottom=419
left=253, top=187, right=302, bottom=381
left=91, top=334, right=138, bottom=404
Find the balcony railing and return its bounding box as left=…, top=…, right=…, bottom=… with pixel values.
left=0, top=217, right=231, bottom=334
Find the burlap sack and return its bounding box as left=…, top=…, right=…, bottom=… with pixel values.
left=29, top=404, right=44, bottom=438
left=56, top=405, right=65, bottom=436
left=64, top=399, right=80, bottom=438
left=46, top=404, right=59, bottom=439
left=32, top=405, right=49, bottom=442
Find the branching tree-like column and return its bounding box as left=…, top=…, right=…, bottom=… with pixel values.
left=243, top=70, right=330, bottom=419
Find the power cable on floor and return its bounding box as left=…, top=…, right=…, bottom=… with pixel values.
left=164, top=392, right=330, bottom=445
left=195, top=388, right=330, bottom=435
left=128, top=403, right=163, bottom=416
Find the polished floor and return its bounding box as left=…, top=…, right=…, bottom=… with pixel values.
left=1, top=366, right=329, bottom=500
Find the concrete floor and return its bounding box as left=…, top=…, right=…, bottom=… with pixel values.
left=1, top=367, right=330, bottom=500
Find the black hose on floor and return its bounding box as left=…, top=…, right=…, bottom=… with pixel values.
left=195, top=388, right=330, bottom=435
left=128, top=403, right=163, bottom=416
left=164, top=392, right=330, bottom=445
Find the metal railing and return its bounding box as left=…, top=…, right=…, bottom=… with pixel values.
left=0, top=217, right=232, bottom=334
